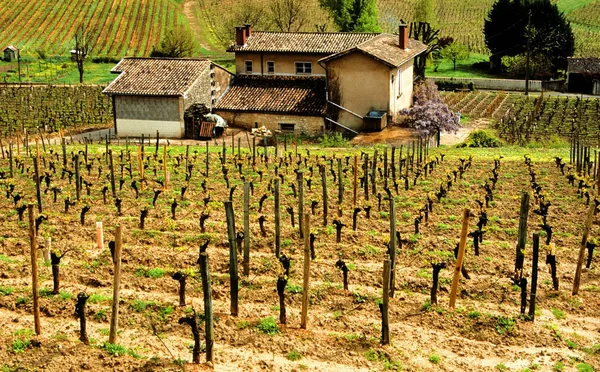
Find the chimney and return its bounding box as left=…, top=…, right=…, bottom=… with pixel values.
left=244, top=24, right=252, bottom=37
left=235, top=26, right=247, bottom=46
left=399, top=21, right=408, bottom=50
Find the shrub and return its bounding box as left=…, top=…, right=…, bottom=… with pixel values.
left=319, top=132, right=348, bottom=147
left=256, top=317, right=279, bottom=335
left=91, top=56, right=121, bottom=64
left=287, top=350, right=303, bottom=361
left=459, top=130, right=502, bottom=148
left=496, top=316, right=516, bottom=335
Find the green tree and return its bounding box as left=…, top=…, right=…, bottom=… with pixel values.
left=484, top=0, right=574, bottom=74
left=441, top=43, right=469, bottom=71
left=319, top=0, right=381, bottom=32
left=73, top=23, right=97, bottom=84
left=150, top=26, right=196, bottom=58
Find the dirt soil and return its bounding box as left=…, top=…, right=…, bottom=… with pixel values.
left=0, top=143, right=599, bottom=371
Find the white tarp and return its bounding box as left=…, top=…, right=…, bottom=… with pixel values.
left=204, top=114, right=227, bottom=128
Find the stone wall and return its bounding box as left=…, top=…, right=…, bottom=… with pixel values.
left=115, top=95, right=180, bottom=121
left=216, top=111, right=325, bottom=136
left=432, top=77, right=542, bottom=92
left=184, top=65, right=211, bottom=110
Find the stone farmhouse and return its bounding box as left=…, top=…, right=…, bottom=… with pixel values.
left=104, top=25, right=426, bottom=138
left=103, top=58, right=232, bottom=138
left=215, top=24, right=427, bottom=136
left=3, top=45, right=18, bottom=61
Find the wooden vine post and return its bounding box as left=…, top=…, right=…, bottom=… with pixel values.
left=33, top=157, right=42, bottom=213
left=199, top=250, right=214, bottom=363
left=449, top=208, right=471, bottom=309
left=300, top=213, right=311, bottom=329
left=28, top=204, right=41, bottom=335
left=109, top=225, right=123, bottom=344
left=515, top=192, right=530, bottom=275
left=353, top=154, right=358, bottom=206
left=224, top=201, right=239, bottom=316
left=389, top=197, right=397, bottom=297
left=109, top=150, right=116, bottom=198
left=274, top=178, right=281, bottom=257
left=573, top=200, right=596, bottom=295
left=528, top=233, right=540, bottom=320
left=381, top=259, right=390, bottom=345
left=75, top=154, right=81, bottom=200
left=243, top=182, right=250, bottom=276
left=298, top=171, right=304, bottom=238
left=163, top=144, right=168, bottom=190
left=320, top=165, right=328, bottom=226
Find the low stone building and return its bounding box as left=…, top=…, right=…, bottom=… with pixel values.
left=214, top=76, right=326, bottom=135
left=3, top=46, right=18, bottom=61
left=568, top=58, right=600, bottom=95
left=103, top=58, right=233, bottom=138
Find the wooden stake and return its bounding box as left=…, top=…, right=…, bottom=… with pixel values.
left=300, top=213, right=311, bottom=329
left=381, top=259, right=390, bottom=345
left=199, top=251, right=214, bottom=363
left=353, top=155, right=358, bottom=206
left=243, top=182, right=250, bottom=276
left=389, top=197, right=397, bottom=297
left=28, top=204, right=41, bottom=335
left=33, top=157, right=42, bottom=213
left=274, top=178, right=281, bottom=257
left=573, top=201, right=595, bottom=295
left=163, top=144, right=168, bottom=190
left=528, top=233, right=539, bottom=320
left=224, top=201, right=239, bottom=316
left=449, top=208, right=470, bottom=309
left=515, top=192, right=530, bottom=275
left=298, top=171, right=304, bottom=238
left=109, top=150, right=116, bottom=198
left=320, top=166, right=328, bottom=226
left=109, top=225, right=123, bottom=344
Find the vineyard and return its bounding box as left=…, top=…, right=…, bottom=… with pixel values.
left=0, top=85, right=113, bottom=137
left=441, top=91, right=600, bottom=145
left=0, top=0, right=189, bottom=57
left=0, top=136, right=598, bottom=371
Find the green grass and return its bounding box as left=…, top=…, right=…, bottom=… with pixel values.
left=286, top=350, right=303, bottom=361
left=426, top=53, right=498, bottom=78
left=552, top=308, right=566, bottom=320
left=428, top=353, right=441, bottom=364
left=0, top=286, right=15, bottom=296
left=101, top=343, right=140, bottom=358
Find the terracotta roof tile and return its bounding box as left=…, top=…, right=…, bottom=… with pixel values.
left=568, top=58, right=600, bottom=75
left=320, top=35, right=427, bottom=67
left=103, top=58, right=211, bottom=96
left=227, top=32, right=379, bottom=54
left=215, top=76, right=326, bottom=116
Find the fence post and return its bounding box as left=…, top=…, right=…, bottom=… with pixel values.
left=300, top=213, right=311, bottom=329
left=449, top=208, right=470, bottom=309
left=224, top=201, right=239, bottom=316
left=109, top=225, right=123, bottom=344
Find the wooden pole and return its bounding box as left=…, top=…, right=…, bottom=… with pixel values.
left=109, top=150, right=116, bottom=198
left=109, top=225, right=123, bottom=344
left=381, top=259, right=390, bottom=345
left=298, top=171, right=304, bottom=238
left=528, top=233, right=539, bottom=320
left=28, top=204, right=41, bottom=335
left=515, top=192, right=530, bottom=275
left=300, top=213, right=311, bottom=329
left=321, top=166, right=328, bottom=226
left=274, top=179, right=281, bottom=257
left=163, top=144, right=168, bottom=190
left=353, top=154, right=358, bottom=206
left=243, top=182, right=250, bottom=276
left=449, top=208, right=470, bottom=309
left=199, top=251, right=214, bottom=363
left=205, top=142, right=209, bottom=177
left=224, top=201, right=239, bottom=316
left=337, top=158, right=343, bottom=205
left=75, top=154, right=81, bottom=200
left=573, top=201, right=595, bottom=295
left=389, top=197, right=397, bottom=297
left=33, top=157, right=42, bottom=213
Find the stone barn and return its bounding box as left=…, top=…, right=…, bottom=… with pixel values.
left=3, top=46, right=18, bottom=61
left=103, top=58, right=233, bottom=138
left=568, top=58, right=600, bottom=95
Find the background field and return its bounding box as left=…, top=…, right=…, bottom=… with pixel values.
left=1, top=0, right=599, bottom=60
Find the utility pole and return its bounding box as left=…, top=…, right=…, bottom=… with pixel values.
left=525, top=10, right=532, bottom=95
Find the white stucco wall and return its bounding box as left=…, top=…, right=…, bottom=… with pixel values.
left=389, top=60, right=415, bottom=121
left=116, top=119, right=184, bottom=138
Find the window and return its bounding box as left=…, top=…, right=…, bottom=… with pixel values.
left=295, top=62, right=312, bottom=75
left=279, top=123, right=295, bottom=132
left=245, top=60, right=253, bottom=74
left=267, top=61, right=275, bottom=74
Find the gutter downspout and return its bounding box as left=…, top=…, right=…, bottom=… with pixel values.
left=318, top=60, right=329, bottom=130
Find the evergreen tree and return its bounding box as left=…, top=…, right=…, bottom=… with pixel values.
left=319, top=0, right=381, bottom=32
left=484, top=0, right=574, bottom=73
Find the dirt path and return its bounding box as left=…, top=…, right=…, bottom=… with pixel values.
left=352, top=118, right=490, bottom=147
